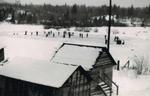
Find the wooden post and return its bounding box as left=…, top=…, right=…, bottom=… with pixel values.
left=117, top=60, right=120, bottom=71
left=117, top=86, right=119, bottom=95
left=127, top=60, right=130, bottom=68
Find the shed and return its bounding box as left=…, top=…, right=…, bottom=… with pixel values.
left=51, top=43, right=117, bottom=96
left=0, top=57, right=92, bottom=96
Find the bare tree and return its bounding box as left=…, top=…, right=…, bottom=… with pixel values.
left=133, top=54, right=149, bottom=75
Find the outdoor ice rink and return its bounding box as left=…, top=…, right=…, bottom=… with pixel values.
left=0, top=23, right=150, bottom=96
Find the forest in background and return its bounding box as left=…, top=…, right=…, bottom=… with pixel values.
left=0, top=3, right=150, bottom=27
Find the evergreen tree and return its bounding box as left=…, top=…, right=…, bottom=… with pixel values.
left=71, top=4, right=78, bottom=14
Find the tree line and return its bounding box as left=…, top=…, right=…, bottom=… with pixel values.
left=0, top=3, right=150, bottom=27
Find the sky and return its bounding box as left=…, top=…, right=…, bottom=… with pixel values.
left=1, top=0, right=150, bottom=7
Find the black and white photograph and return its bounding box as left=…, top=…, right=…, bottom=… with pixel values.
left=0, top=0, right=150, bottom=96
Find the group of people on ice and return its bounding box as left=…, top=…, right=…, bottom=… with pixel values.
left=13, top=30, right=89, bottom=39
left=22, top=30, right=89, bottom=39
left=114, top=36, right=125, bottom=45
left=104, top=35, right=125, bottom=45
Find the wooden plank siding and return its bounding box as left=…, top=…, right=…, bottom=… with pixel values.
left=94, top=52, right=115, bottom=67
left=62, top=67, right=91, bottom=96
left=0, top=76, right=57, bottom=96
left=90, top=51, right=115, bottom=90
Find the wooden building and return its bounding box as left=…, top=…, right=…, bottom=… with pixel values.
left=0, top=57, right=92, bottom=96
left=0, top=42, right=118, bottom=96
left=51, top=43, right=118, bottom=96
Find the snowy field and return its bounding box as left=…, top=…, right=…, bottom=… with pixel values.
left=0, top=22, right=150, bottom=96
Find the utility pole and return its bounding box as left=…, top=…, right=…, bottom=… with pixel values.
left=107, top=0, right=112, bottom=51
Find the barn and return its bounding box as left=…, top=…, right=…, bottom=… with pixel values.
left=0, top=57, right=92, bottom=96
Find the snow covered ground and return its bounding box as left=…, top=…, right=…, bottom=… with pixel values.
left=0, top=22, right=150, bottom=96
left=113, top=70, right=150, bottom=96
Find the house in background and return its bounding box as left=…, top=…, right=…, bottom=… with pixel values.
left=0, top=57, right=92, bottom=96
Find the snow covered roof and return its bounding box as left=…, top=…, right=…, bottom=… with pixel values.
left=0, top=57, right=78, bottom=88
left=52, top=43, right=103, bottom=70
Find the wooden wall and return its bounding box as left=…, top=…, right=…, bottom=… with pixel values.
left=90, top=51, right=114, bottom=86
left=62, top=68, right=91, bottom=96
left=0, top=76, right=57, bottom=96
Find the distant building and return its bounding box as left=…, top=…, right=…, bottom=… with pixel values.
left=118, top=17, right=143, bottom=26
left=91, top=15, right=117, bottom=22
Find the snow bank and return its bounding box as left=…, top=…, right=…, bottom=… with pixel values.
left=113, top=70, right=150, bottom=96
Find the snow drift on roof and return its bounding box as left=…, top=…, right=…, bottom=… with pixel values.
left=52, top=44, right=102, bottom=70
left=0, top=57, right=78, bottom=88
